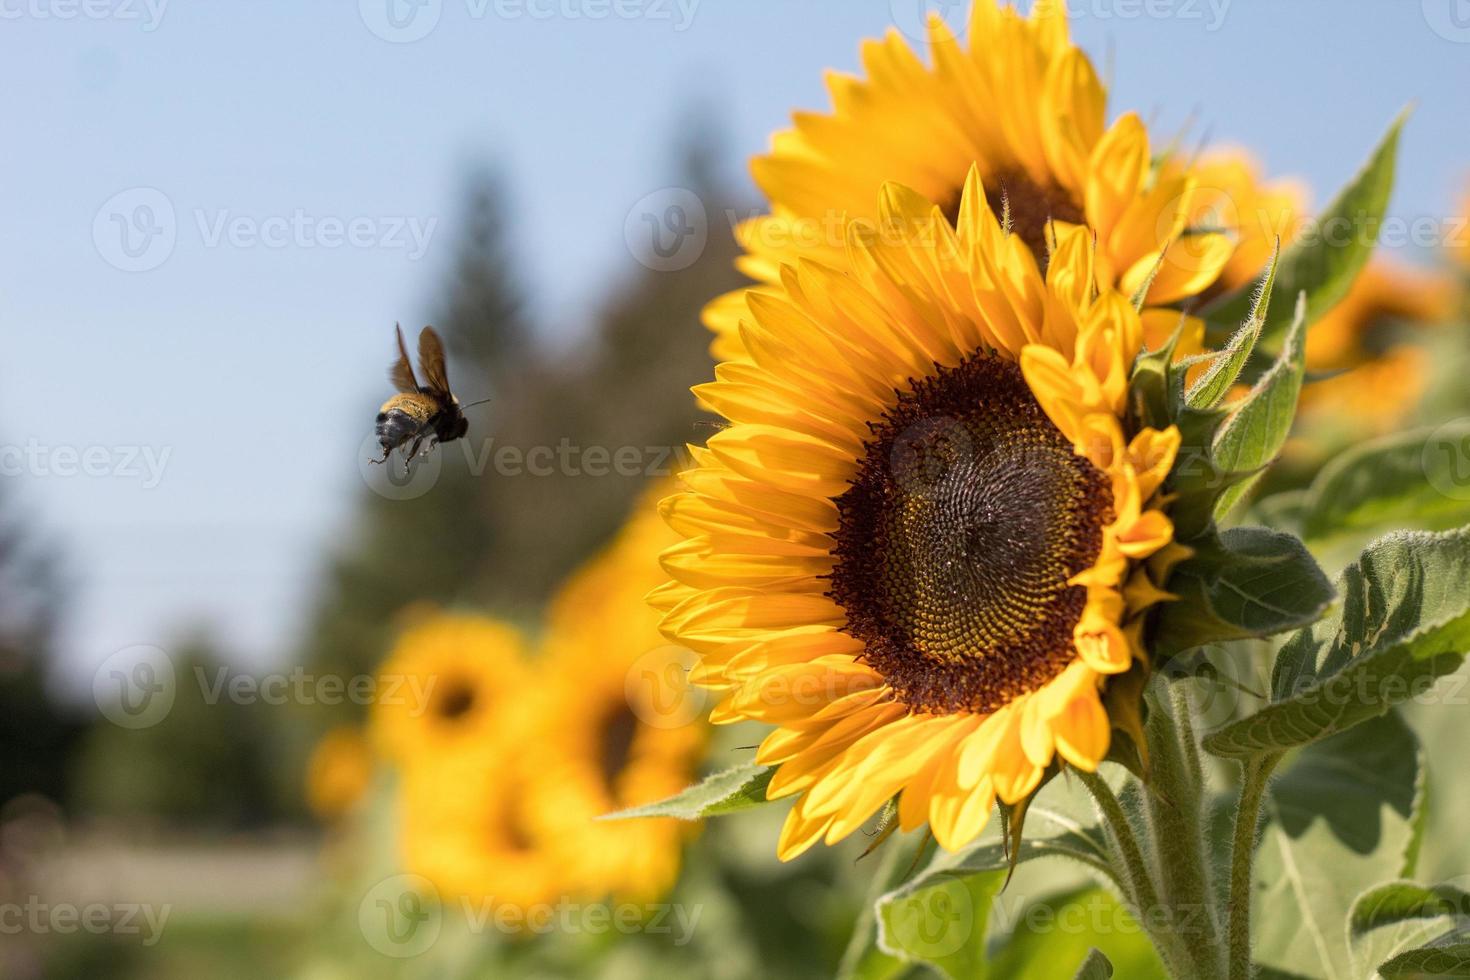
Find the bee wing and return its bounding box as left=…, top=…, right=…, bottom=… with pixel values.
left=417, top=326, right=452, bottom=396
left=389, top=323, right=420, bottom=393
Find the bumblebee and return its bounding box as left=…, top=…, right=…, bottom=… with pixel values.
left=371, top=325, right=482, bottom=474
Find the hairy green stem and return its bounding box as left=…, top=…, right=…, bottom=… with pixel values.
left=1079, top=770, right=1195, bottom=978
left=1227, top=753, right=1281, bottom=980
left=1145, top=687, right=1225, bottom=979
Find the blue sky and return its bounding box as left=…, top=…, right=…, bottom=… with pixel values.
left=2, top=0, right=1468, bottom=688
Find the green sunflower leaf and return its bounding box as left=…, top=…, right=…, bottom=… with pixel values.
left=986, top=887, right=1167, bottom=980
left=1073, top=949, right=1114, bottom=979
left=1377, top=931, right=1470, bottom=976
left=1251, top=714, right=1425, bottom=980
left=1202, top=526, right=1470, bottom=759
left=1210, top=291, right=1308, bottom=518
left=1298, top=421, right=1470, bottom=543
left=871, top=806, right=1122, bottom=980
left=1350, top=881, right=1470, bottom=939
left=1201, top=109, right=1406, bottom=358
left=875, top=866, right=1008, bottom=980
left=1151, top=525, right=1334, bottom=659
left=599, top=763, right=773, bottom=821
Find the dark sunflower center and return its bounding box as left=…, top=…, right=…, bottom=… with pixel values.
left=829, top=353, right=1113, bottom=715
left=433, top=677, right=477, bottom=721
left=941, top=169, right=1085, bottom=266
left=598, top=704, right=640, bottom=791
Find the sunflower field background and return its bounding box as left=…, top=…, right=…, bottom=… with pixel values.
left=6, top=2, right=1470, bottom=979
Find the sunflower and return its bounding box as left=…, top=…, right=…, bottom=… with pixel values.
left=1453, top=181, right=1470, bottom=273
left=397, top=749, right=563, bottom=912
left=305, top=725, right=373, bottom=821
left=376, top=613, right=564, bottom=911
left=705, top=0, right=1239, bottom=362
left=524, top=491, right=706, bottom=902
left=1296, top=259, right=1454, bottom=434
left=370, top=611, right=531, bottom=766
left=1176, top=150, right=1308, bottom=295
left=659, top=173, right=1180, bottom=859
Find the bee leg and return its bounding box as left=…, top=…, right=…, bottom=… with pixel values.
left=369, top=444, right=391, bottom=466
left=403, top=435, right=428, bottom=475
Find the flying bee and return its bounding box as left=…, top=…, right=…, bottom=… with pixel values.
left=371, top=324, right=488, bottom=475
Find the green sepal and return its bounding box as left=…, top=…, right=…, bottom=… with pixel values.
left=1209, top=292, right=1308, bottom=518
left=1150, top=526, right=1334, bottom=661
left=1074, top=949, right=1114, bottom=979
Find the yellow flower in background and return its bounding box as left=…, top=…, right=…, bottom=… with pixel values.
left=660, top=174, right=1181, bottom=860
left=370, top=612, right=531, bottom=766
left=1453, top=180, right=1470, bottom=272
left=305, top=726, right=374, bottom=821
left=1297, top=259, right=1455, bottom=433
left=398, top=751, right=563, bottom=912
left=1177, top=150, right=1309, bottom=295
left=373, top=613, right=564, bottom=911
left=705, top=0, right=1243, bottom=361
left=525, top=492, right=706, bottom=902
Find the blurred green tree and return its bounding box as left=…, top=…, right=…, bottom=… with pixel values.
left=70, top=632, right=278, bottom=828
left=0, top=486, right=79, bottom=809
left=297, top=167, right=531, bottom=691
left=297, top=125, right=748, bottom=699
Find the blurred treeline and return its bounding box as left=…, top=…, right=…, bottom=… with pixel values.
left=0, top=127, right=748, bottom=830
